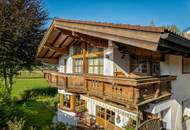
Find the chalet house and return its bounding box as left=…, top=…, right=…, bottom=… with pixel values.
left=36, top=19, right=190, bottom=130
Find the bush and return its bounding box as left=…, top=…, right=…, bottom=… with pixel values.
left=20, top=87, right=57, bottom=102
left=7, top=117, right=25, bottom=130
left=123, top=118, right=136, bottom=130
left=55, top=122, right=67, bottom=130
left=0, top=104, right=14, bottom=127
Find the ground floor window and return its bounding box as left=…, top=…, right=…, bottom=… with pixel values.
left=96, top=105, right=106, bottom=119
left=106, top=109, right=115, bottom=124
left=96, top=105, right=115, bottom=124
left=75, top=96, right=85, bottom=106
left=63, top=95, right=70, bottom=109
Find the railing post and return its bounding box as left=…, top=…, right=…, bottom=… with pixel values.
left=154, top=83, right=161, bottom=98
left=65, top=77, right=68, bottom=89
left=134, top=87, right=141, bottom=104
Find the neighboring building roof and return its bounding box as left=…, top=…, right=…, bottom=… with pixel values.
left=36, top=19, right=190, bottom=63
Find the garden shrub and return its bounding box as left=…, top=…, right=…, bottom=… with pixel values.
left=55, top=122, right=67, bottom=130
left=0, top=104, right=14, bottom=127
left=7, top=117, right=25, bottom=130
left=20, top=87, right=57, bottom=101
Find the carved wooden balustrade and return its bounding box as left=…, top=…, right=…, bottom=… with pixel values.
left=44, top=70, right=176, bottom=107
left=44, top=71, right=86, bottom=94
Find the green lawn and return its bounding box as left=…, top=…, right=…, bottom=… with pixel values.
left=16, top=70, right=44, bottom=79
left=12, top=78, right=50, bottom=98
left=11, top=78, right=58, bottom=130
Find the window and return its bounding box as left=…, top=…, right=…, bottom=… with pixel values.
left=73, top=58, right=83, bottom=73
left=73, top=44, right=83, bottom=55
left=130, top=57, right=160, bottom=76
left=183, top=57, right=190, bottom=73
left=96, top=105, right=106, bottom=119
left=88, top=57, right=103, bottom=75
left=87, top=46, right=104, bottom=53
left=152, top=62, right=160, bottom=76
left=131, top=58, right=149, bottom=74
left=63, top=95, right=70, bottom=109
left=106, top=109, right=115, bottom=124
left=75, top=96, right=85, bottom=106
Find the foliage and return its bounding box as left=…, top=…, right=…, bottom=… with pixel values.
left=0, top=103, right=14, bottom=127
left=149, top=20, right=155, bottom=26
left=16, top=70, right=43, bottom=79
left=55, top=122, right=67, bottom=130
left=7, top=117, right=25, bottom=130
left=162, top=24, right=182, bottom=34
left=0, top=78, right=59, bottom=130
left=20, top=87, right=57, bottom=101
left=0, top=0, right=48, bottom=98
left=149, top=20, right=183, bottom=35
left=12, top=78, right=49, bottom=98
left=123, top=118, right=136, bottom=130
left=15, top=100, right=56, bottom=130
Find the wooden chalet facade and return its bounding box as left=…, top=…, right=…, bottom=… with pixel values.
left=36, top=19, right=190, bottom=130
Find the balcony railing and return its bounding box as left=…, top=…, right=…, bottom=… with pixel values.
left=44, top=70, right=176, bottom=107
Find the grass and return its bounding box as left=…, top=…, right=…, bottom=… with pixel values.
left=15, top=99, right=57, bottom=130
left=12, top=78, right=50, bottom=99
left=16, top=70, right=44, bottom=79
left=9, top=73, right=58, bottom=130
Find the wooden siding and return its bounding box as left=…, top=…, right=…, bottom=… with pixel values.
left=44, top=70, right=176, bottom=109
left=96, top=116, right=123, bottom=130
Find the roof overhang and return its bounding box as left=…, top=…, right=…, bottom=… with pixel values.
left=36, top=19, right=190, bottom=64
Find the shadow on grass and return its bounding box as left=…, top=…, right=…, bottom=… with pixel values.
left=13, top=87, right=58, bottom=130
left=15, top=100, right=56, bottom=130
left=17, top=87, right=57, bottom=103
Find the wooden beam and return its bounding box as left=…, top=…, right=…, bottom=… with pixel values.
left=83, top=42, right=87, bottom=74
left=36, top=58, right=58, bottom=64
left=54, top=22, right=160, bottom=51
left=44, top=45, right=68, bottom=54
left=55, top=27, right=108, bottom=48
left=50, top=32, right=61, bottom=46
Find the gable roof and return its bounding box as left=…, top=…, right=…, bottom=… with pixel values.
left=36, top=19, right=190, bottom=63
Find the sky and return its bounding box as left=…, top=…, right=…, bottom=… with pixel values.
left=44, top=0, right=190, bottom=31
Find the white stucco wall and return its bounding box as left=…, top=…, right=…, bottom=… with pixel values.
left=66, top=47, right=73, bottom=73
left=58, top=55, right=66, bottom=73
left=103, top=40, right=130, bottom=76
left=81, top=95, right=137, bottom=129
left=57, top=108, right=79, bottom=126
left=58, top=47, right=73, bottom=73
left=104, top=42, right=114, bottom=76
left=151, top=54, right=190, bottom=130
left=113, top=47, right=130, bottom=76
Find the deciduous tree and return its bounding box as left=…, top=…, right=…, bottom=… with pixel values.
left=0, top=0, right=48, bottom=99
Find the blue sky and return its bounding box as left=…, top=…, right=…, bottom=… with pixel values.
left=44, top=0, right=190, bottom=31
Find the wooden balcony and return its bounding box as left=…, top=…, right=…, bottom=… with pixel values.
left=44, top=70, right=176, bottom=109
left=44, top=71, right=86, bottom=94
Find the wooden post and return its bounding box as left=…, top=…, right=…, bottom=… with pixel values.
left=83, top=42, right=87, bottom=74
left=60, top=94, right=64, bottom=108
left=134, top=87, right=141, bottom=104
left=70, top=95, right=75, bottom=112
left=64, top=59, right=67, bottom=73
left=155, top=83, right=161, bottom=98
